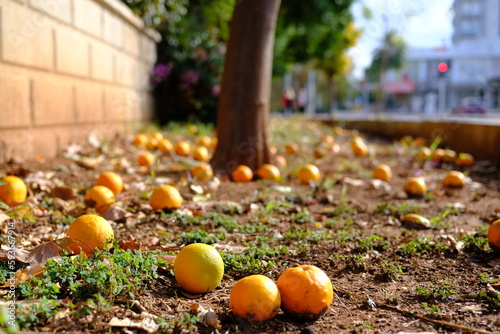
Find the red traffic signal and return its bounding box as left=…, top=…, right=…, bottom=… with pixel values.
left=438, top=62, right=448, bottom=73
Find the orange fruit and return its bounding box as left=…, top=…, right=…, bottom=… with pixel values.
left=145, top=137, right=158, bottom=151
left=269, top=146, right=278, bottom=155
left=277, top=265, right=333, bottom=319
left=197, top=136, right=212, bottom=148
left=443, top=171, right=466, bottom=188
left=149, top=185, right=183, bottom=211
left=187, top=124, right=198, bottom=134
left=151, top=132, right=163, bottom=142
left=320, top=135, right=334, bottom=144
left=191, top=163, right=214, bottom=181
left=372, top=164, right=392, bottom=182
left=275, top=155, right=287, bottom=168
left=415, top=147, right=431, bottom=161
left=0, top=176, right=27, bottom=206
left=257, top=164, right=281, bottom=181
left=231, top=165, right=253, bottom=183
left=192, top=146, right=210, bottom=161
left=157, top=138, right=174, bottom=155
left=285, top=143, right=299, bottom=155
left=487, top=219, right=500, bottom=251
left=412, top=137, right=427, bottom=147
left=351, top=137, right=368, bottom=157
left=174, top=141, right=191, bottom=156
left=210, top=138, right=218, bottom=150
left=132, top=133, right=148, bottom=147
left=230, top=275, right=281, bottom=322
left=441, top=149, right=456, bottom=163
left=96, top=171, right=123, bottom=195
left=84, top=185, right=115, bottom=214
left=403, top=177, right=427, bottom=198
left=137, top=151, right=155, bottom=167
left=297, top=164, right=321, bottom=184
left=456, top=153, right=475, bottom=167
left=430, top=148, right=445, bottom=162
left=173, top=243, right=224, bottom=294
left=66, top=214, right=114, bottom=254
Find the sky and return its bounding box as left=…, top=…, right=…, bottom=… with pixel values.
left=349, top=0, right=454, bottom=78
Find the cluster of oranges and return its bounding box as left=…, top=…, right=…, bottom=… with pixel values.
left=171, top=242, right=333, bottom=322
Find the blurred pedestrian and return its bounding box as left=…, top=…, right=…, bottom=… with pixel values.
left=282, top=87, right=295, bottom=115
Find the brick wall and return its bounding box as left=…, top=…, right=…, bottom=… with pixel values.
left=0, top=0, right=160, bottom=160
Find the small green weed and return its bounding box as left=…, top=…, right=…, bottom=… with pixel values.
left=375, top=261, right=403, bottom=282
left=283, top=226, right=333, bottom=243
left=421, top=302, right=442, bottom=316
left=398, top=237, right=449, bottom=256
left=353, top=235, right=390, bottom=253
left=415, top=281, right=455, bottom=300
left=178, top=228, right=224, bottom=244
left=222, top=243, right=288, bottom=276
left=291, top=209, right=313, bottom=224
left=18, top=246, right=164, bottom=302
left=375, top=202, right=419, bottom=217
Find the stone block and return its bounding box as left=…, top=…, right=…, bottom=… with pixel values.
left=122, top=23, right=140, bottom=56
left=73, top=0, right=102, bottom=38
left=0, top=64, right=31, bottom=128
left=0, top=129, right=33, bottom=160
left=75, top=81, right=103, bottom=123
left=0, top=0, right=54, bottom=70
left=115, top=54, right=137, bottom=86
left=90, top=40, right=114, bottom=82
left=102, top=9, right=122, bottom=48
left=29, top=0, right=71, bottom=24
left=55, top=24, right=90, bottom=77
left=104, top=87, right=139, bottom=121
left=139, top=34, right=157, bottom=64
left=32, top=74, right=75, bottom=126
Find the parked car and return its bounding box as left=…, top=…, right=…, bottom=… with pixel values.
left=452, top=97, right=486, bottom=114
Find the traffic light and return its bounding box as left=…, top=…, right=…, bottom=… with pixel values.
left=438, top=61, right=451, bottom=77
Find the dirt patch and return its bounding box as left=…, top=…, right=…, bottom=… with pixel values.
left=1, top=119, right=500, bottom=333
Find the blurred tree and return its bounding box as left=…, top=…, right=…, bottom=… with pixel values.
left=210, top=0, right=281, bottom=173
left=122, top=0, right=233, bottom=124
left=364, top=30, right=407, bottom=113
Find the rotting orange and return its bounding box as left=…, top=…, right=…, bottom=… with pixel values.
left=157, top=138, right=174, bottom=155
left=192, top=146, right=210, bottom=161
left=174, top=141, right=191, bottom=156
left=257, top=164, right=281, bottom=181
left=372, top=164, right=392, bottom=182
left=197, top=135, right=212, bottom=148
left=96, top=171, right=123, bottom=195
left=487, top=219, right=500, bottom=251
left=132, top=133, right=148, bottom=147
left=173, top=243, right=224, bottom=294
left=191, top=163, right=214, bottom=181
left=230, top=275, right=281, bottom=322
left=277, top=265, right=333, bottom=320
left=297, top=164, right=321, bottom=184
left=149, top=185, right=183, bottom=211
left=137, top=151, right=155, bottom=167
left=231, top=165, right=253, bottom=183
left=84, top=185, right=115, bottom=214
left=351, top=137, right=368, bottom=157
left=66, top=214, right=114, bottom=254
left=443, top=171, right=466, bottom=188
left=0, top=175, right=27, bottom=206
left=403, top=177, right=427, bottom=198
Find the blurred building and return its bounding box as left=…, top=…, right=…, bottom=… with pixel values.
left=406, top=0, right=500, bottom=113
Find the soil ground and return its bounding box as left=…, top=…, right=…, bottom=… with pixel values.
left=1, top=117, right=500, bottom=334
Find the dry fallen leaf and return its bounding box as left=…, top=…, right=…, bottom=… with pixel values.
left=109, top=313, right=159, bottom=333
left=191, top=303, right=221, bottom=330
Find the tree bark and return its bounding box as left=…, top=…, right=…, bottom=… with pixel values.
left=210, top=0, right=281, bottom=174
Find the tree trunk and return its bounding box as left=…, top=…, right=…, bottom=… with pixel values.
left=210, top=0, right=281, bottom=174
